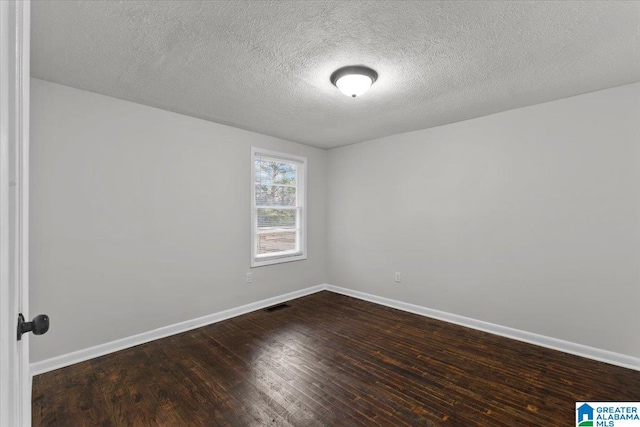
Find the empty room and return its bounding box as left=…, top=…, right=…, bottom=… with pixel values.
left=1, top=1, right=639, bottom=426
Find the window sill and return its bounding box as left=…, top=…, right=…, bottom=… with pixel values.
left=251, top=253, right=307, bottom=267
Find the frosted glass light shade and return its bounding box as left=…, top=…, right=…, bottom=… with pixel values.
left=330, top=66, right=378, bottom=98
left=335, top=74, right=373, bottom=97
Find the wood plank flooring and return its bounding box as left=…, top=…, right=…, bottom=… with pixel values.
left=33, top=291, right=640, bottom=426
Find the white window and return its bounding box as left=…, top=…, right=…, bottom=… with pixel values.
left=251, top=148, right=307, bottom=267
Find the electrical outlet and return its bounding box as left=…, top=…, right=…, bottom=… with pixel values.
left=246, top=272, right=252, bottom=283
left=394, top=272, right=401, bottom=283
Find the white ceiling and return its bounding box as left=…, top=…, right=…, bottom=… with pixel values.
left=31, top=1, right=640, bottom=149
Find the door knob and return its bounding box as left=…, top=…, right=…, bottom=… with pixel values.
left=17, top=313, right=49, bottom=340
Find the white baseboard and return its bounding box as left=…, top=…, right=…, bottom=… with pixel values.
left=30, top=284, right=325, bottom=376
left=325, top=284, right=640, bottom=372
left=31, top=283, right=640, bottom=376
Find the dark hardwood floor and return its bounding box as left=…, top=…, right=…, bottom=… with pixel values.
left=33, top=291, right=640, bottom=426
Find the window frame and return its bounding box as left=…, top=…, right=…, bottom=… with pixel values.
left=251, top=147, right=307, bottom=267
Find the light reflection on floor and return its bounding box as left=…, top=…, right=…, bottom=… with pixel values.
left=242, top=323, right=337, bottom=426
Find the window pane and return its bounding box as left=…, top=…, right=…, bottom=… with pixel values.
left=257, top=208, right=296, bottom=228
left=256, top=208, right=298, bottom=255
left=257, top=230, right=297, bottom=254
left=254, top=158, right=297, bottom=185
left=255, top=185, right=296, bottom=206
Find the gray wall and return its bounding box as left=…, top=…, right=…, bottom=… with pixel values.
left=30, top=78, right=327, bottom=362
left=31, top=78, right=640, bottom=363
left=327, top=83, right=640, bottom=358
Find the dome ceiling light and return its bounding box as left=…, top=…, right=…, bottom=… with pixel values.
left=330, top=65, right=378, bottom=98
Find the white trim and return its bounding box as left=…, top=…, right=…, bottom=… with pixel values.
left=30, top=285, right=325, bottom=376
left=30, top=283, right=640, bottom=378
left=0, top=3, right=13, bottom=421
left=253, top=149, right=305, bottom=165
left=255, top=247, right=301, bottom=257
left=325, top=285, right=640, bottom=372
left=0, top=1, right=30, bottom=426
left=251, top=147, right=307, bottom=268
left=17, top=1, right=31, bottom=424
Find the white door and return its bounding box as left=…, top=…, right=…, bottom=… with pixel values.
left=1, top=1, right=32, bottom=426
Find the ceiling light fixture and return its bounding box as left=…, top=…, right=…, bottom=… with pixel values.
left=330, top=65, right=378, bottom=98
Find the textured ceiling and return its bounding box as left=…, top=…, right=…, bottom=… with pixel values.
left=31, top=1, right=640, bottom=149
